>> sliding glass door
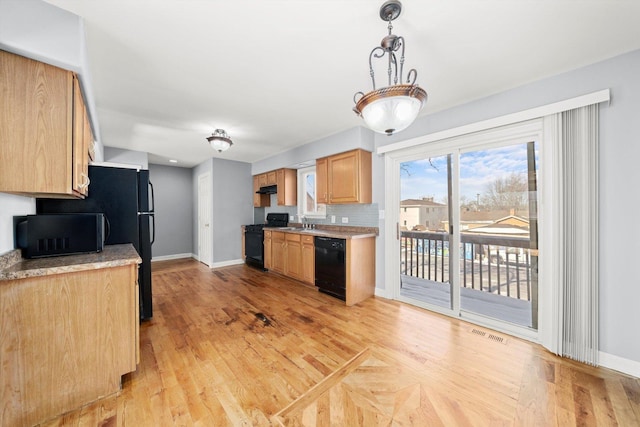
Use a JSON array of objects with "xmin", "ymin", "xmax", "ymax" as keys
[
  {"xmin": 457, "ymin": 142, "xmax": 538, "ymax": 328},
  {"xmin": 395, "ymin": 123, "xmax": 540, "ymax": 331},
  {"xmin": 399, "ymin": 154, "xmax": 452, "ymax": 309}
]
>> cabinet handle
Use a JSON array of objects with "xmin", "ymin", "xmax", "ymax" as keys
[{"xmin": 79, "ymin": 173, "xmax": 90, "ymax": 189}]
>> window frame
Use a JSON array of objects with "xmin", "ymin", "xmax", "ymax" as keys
[{"xmin": 297, "ymin": 166, "xmax": 326, "ymax": 219}]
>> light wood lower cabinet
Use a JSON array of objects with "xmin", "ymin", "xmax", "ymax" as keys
[
  {"xmin": 301, "ymin": 235, "xmax": 315, "ymax": 285},
  {"xmin": 285, "ymin": 233, "xmax": 302, "ymax": 280},
  {"xmin": 0, "ymin": 264, "xmax": 139, "ymax": 427},
  {"xmin": 271, "ymin": 231, "xmax": 286, "ymax": 274},
  {"xmin": 345, "ymin": 237, "xmax": 376, "ymax": 306},
  {"xmin": 263, "ymin": 230, "xmax": 272, "ymax": 269}
]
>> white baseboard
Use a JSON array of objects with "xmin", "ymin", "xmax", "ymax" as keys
[
  {"xmin": 374, "ymin": 287, "xmax": 391, "ymax": 299},
  {"xmin": 599, "ymin": 351, "xmax": 640, "ymax": 378},
  {"xmin": 152, "ymin": 253, "xmax": 195, "ymax": 262},
  {"xmin": 211, "ymin": 259, "xmax": 245, "ymax": 269}
]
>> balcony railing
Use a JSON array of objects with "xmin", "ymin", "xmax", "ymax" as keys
[{"xmin": 400, "ymin": 230, "xmax": 534, "ymax": 301}]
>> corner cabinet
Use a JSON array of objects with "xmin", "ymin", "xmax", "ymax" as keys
[
  {"xmin": 0, "ymin": 50, "xmax": 93, "ymax": 198},
  {"xmin": 316, "ymin": 149, "xmax": 372, "ymax": 204}
]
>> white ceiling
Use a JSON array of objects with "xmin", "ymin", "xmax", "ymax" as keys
[{"xmin": 45, "ymin": 0, "xmax": 640, "ymax": 168}]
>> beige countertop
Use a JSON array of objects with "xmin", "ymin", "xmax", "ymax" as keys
[
  {"xmin": 0, "ymin": 244, "xmax": 141, "ymax": 281},
  {"xmin": 263, "ymin": 226, "xmax": 377, "ymax": 240}
]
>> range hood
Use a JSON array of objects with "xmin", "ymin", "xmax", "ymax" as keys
[{"xmin": 256, "ymin": 184, "xmax": 277, "ymax": 194}]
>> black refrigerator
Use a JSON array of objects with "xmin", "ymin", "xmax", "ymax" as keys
[{"xmin": 36, "ymin": 164, "xmax": 155, "ymax": 320}]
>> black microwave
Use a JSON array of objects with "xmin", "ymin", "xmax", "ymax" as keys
[{"xmin": 14, "ymin": 213, "xmax": 106, "ymax": 258}]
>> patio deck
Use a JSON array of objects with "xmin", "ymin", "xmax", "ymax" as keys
[{"xmin": 400, "ymin": 274, "xmax": 533, "ymax": 327}]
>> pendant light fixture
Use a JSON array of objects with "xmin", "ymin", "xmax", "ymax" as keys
[
  {"xmin": 353, "ymin": 1, "xmax": 427, "ymax": 135},
  {"xmin": 206, "ymin": 129, "xmax": 233, "ymax": 152}
]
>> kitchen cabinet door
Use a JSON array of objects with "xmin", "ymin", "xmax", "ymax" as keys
[
  {"xmin": 327, "ymin": 149, "xmax": 372, "ymax": 204},
  {"xmin": 316, "ymin": 157, "xmax": 328, "ymax": 204},
  {"xmin": 266, "ymin": 171, "xmax": 277, "ymax": 185},
  {"xmin": 301, "ymin": 235, "xmax": 315, "ymax": 285},
  {"xmin": 276, "ymin": 168, "xmax": 297, "ymax": 206},
  {"xmin": 72, "ymin": 75, "xmax": 90, "ymax": 196},
  {"xmin": 0, "ymin": 263, "xmax": 138, "ymax": 427},
  {"xmin": 271, "ymin": 232, "xmax": 285, "ymax": 274},
  {"xmin": 263, "ymin": 230, "xmax": 272, "ymax": 270},
  {"xmin": 0, "ymin": 50, "xmax": 90, "ymax": 198},
  {"xmin": 253, "ymin": 175, "xmax": 270, "ymax": 207},
  {"xmin": 285, "ymin": 233, "xmax": 302, "ymax": 280}
]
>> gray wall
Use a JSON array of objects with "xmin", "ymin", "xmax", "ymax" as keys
[
  {"xmin": 149, "ymin": 164, "xmax": 193, "ymax": 258},
  {"xmin": 0, "ymin": 0, "xmax": 103, "ymax": 157},
  {"xmin": 0, "ymin": 194, "xmax": 34, "ymax": 254},
  {"xmin": 192, "ymin": 158, "xmax": 253, "ymax": 265},
  {"xmin": 0, "ymin": 0, "xmax": 103, "ymax": 255},
  {"xmin": 252, "ymin": 127, "xmax": 375, "ymax": 174},
  {"xmin": 104, "ymin": 147, "xmax": 149, "ymax": 169}
]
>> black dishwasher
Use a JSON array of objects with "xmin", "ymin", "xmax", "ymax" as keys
[{"xmin": 315, "ymin": 237, "xmax": 346, "ymax": 301}]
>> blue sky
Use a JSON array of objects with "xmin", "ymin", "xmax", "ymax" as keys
[{"xmin": 400, "ymin": 143, "xmax": 538, "ymax": 203}]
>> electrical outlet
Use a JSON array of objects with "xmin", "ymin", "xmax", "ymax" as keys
[
  {"xmin": 331, "ymin": 215, "xmax": 336, "ymax": 223},
  {"xmin": 342, "ymin": 217, "xmax": 349, "ymax": 224},
  {"xmin": 290, "ymin": 215, "xmax": 294, "ymax": 221},
  {"xmin": 379, "ymin": 209, "xmax": 385, "ymax": 219}
]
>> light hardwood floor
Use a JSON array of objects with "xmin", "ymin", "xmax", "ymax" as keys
[{"xmin": 42, "ymin": 258, "xmax": 639, "ymax": 426}]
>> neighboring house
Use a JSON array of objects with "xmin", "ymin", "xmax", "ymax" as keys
[
  {"xmin": 400, "ymin": 197, "xmax": 448, "ymax": 231},
  {"xmin": 465, "ymin": 214, "xmax": 530, "ymax": 236}
]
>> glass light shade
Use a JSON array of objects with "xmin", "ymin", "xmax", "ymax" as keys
[
  {"xmin": 361, "ymin": 95, "xmax": 422, "ymax": 135},
  {"xmin": 354, "ymin": 84, "xmax": 427, "ymax": 135},
  {"xmin": 209, "ymin": 138, "xmax": 231, "ymax": 152},
  {"xmin": 206, "ymin": 129, "xmax": 233, "ymax": 152}
]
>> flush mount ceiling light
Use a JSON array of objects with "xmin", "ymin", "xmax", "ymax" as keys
[
  {"xmin": 206, "ymin": 129, "xmax": 233, "ymax": 152},
  {"xmin": 353, "ymin": 0, "xmax": 427, "ymax": 136}
]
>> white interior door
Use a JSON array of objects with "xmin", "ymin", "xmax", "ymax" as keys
[{"xmin": 198, "ymin": 172, "xmax": 212, "ymax": 266}]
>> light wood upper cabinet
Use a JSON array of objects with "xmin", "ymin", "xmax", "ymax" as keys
[
  {"xmin": 258, "ymin": 173, "xmax": 268, "ymax": 187},
  {"xmin": 316, "ymin": 157, "xmax": 328, "ymax": 204},
  {"xmin": 72, "ymin": 76, "xmax": 91, "ymax": 197},
  {"xmin": 317, "ymin": 149, "xmax": 372, "ymax": 204},
  {"xmin": 0, "ymin": 50, "xmax": 92, "ymax": 198},
  {"xmin": 253, "ymin": 175, "xmax": 270, "ymax": 207},
  {"xmin": 266, "ymin": 171, "xmax": 277, "ymax": 185},
  {"xmin": 252, "ymin": 168, "xmax": 297, "ymax": 207},
  {"xmin": 276, "ymin": 168, "xmax": 297, "ymax": 206}
]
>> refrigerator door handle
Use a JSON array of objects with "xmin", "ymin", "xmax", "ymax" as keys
[
  {"xmin": 149, "ymin": 181, "xmax": 155, "ymax": 213},
  {"xmin": 150, "ymin": 214, "xmax": 156, "ymax": 245}
]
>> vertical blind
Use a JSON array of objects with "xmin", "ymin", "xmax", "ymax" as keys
[{"xmin": 554, "ymin": 104, "xmax": 599, "ymax": 364}]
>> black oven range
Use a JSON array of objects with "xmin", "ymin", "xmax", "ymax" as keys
[{"xmin": 244, "ymin": 213, "xmax": 289, "ymax": 270}]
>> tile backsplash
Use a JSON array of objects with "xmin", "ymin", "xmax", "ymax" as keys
[{"xmin": 255, "ymin": 194, "xmax": 379, "ymax": 228}]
